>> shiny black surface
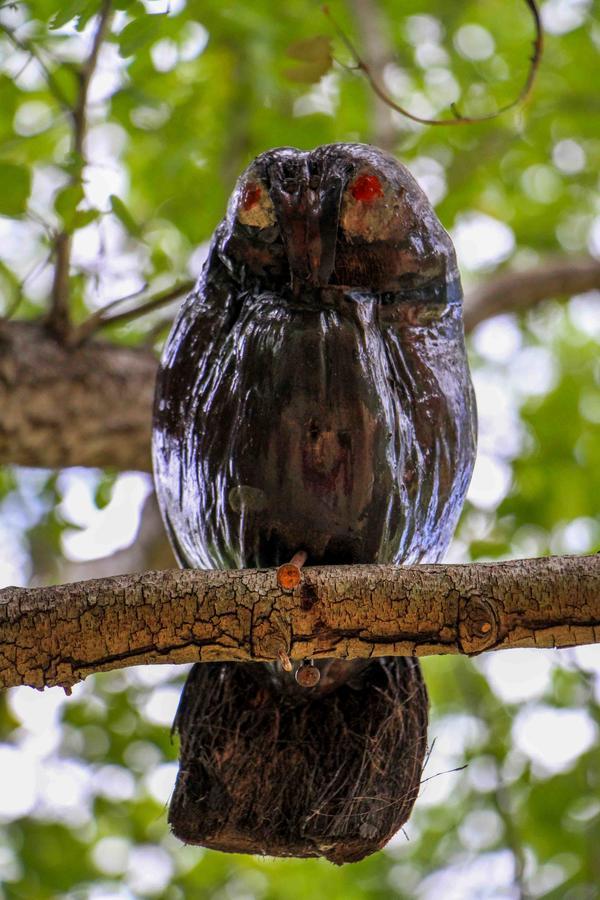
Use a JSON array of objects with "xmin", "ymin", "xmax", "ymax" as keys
[{"xmin": 153, "ymin": 143, "xmax": 477, "ymax": 570}]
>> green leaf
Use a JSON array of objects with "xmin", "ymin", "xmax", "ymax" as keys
[
  {"xmin": 50, "ymin": 0, "xmax": 94, "ymax": 30},
  {"xmin": 285, "ymin": 35, "xmax": 332, "ymax": 83},
  {"xmin": 50, "ymin": 65, "xmax": 80, "ymax": 106},
  {"xmin": 94, "ymin": 471, "xmax": 118, "ymax": 509},
  {"xmin": 0, "ymin": 259, "xmax": 21, "ymax": 317},
  {"xmin": 110, "ymin": 193, "xmax": 142, "ymax": 236},
  {"xmin": 54, "ymin": 182, "xmax": 85, "ymax": 231},
  {"xmin": 60, "ymin": 152, "xmax": 85, "ymax": 180},
  {"xmin": 0, "ymin": 162, "xmax": 31, "ymax": 216},
  {"xmin": 72, "ymin": 208, "xmax": 101, "ymax": 230},
  {"xmin": 76, "ymin": 2, "xmax": 103, "ymax": 32},
  {"xmin": 118, "ymin": 14, "xmax": 164, "ymax": 57}
]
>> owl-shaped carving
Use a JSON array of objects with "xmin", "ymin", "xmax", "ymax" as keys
[
  {"xmin": 152, "ymin": 143, "xmax": 477, "ymax": 862},
  {"xmin": 153, "ymin": 143, "xmax": 476, "ymax": 571}
]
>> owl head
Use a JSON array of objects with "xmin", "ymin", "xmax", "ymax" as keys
[{"xmin": 218, "ymin": 143, "xmax": 457, "ymax": 295}]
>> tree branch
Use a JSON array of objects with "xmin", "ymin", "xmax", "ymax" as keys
[
  {"xmin": 70, "ymin": 279, "xmax": 195, "ymax": 345},
  {"xmin": 325, "ymin": 0, "xmax": 543, "ymax": 126},
  {"xmin": 0, "ymin": 22, "xmax": 73, "ymax": 110},
  {"xmin": 0, "ymin": 320, "xmax": 155, "ymax": 471},
  {"xmin": 0, "ymin": 555, "xmax": 597, "ymax": 691},
  {"xmin": 464, "ymin": 256, "xmax": 600, "ymax": 331}
]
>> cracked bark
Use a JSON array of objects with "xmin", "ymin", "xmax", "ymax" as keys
[{"xmin": 0, "ymin": 554, "xmax": 597, "ymax": 691}]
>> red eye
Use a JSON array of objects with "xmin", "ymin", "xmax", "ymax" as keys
[
  {"xmin": 242, "ymin": 182, "xmax": 262, "ymax": 210},
  {"xmin": 350, "ymin": 174, "xmax": 384, "ymax": 202}
]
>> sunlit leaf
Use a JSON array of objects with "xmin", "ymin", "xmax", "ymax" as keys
[
  {"xmin": 118, "ymin": 14, "xmax": 164, "ymax": 57},
  {"xmin": 54, "ymin": 182, "xmax": 85, "ymax": 231},
  {"xmin": 50, "ymin": 0, "xmax": 95, "ymax": 30},
  {"xmin": 0, "ymin": 162, "xmax": 31, "ymax": 216},
  {"xmin": 110, "ymin": 193, "xmax": 142, "ymax": 236}
]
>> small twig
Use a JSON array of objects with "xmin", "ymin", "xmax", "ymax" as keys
[
  {"xmin": 141, "ymin": 317, "xmax": 176, "ymax": 348},
  {"xmin": 49, "ymin": 231, "xmax": 72, "ymax": 337},
  {"xmin": 70, "ymin": 279, "xmax": 194, "ymax": 345},
  {"xmin": 323, "ymin": 0, "xmax": 543, "ymax": 126},
  {"xmin": 0, "ymin": 250, "xmax": 52, "ymax": 322},
  {"xmin": 277, "ymin": 550, "xmax": 308, "ymax": 592},
  {"xmin": 419, "ymin": 764, "xmax": 468, "ymax": 787},
  {"xmin": 82, "ymin": 280, "xmax": 150, "ymax": 318},
  {"xmin": 277, "ymin": 649, "xmax": 293, "ymax": 672},
  {"xmin": 47, "ymin": 0, "xmax": 114, "ymax": 340},
  {"xmin": 422, "ymin": 737, "xmax": 437, "ymax": 771},
  {"xmin": 72, "ymin": 0, "xmax": 113, "ymax": 158},
  {"xmin": 0, "ymin": 22, "xmax": 73, "ymax": 109}
]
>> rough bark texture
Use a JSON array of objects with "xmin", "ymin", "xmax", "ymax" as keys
[
  {"xmin": 0, "ymin": 554, "xmax": 597, "ymax": 691},
  {"xmin": 0, "ymin": 320, "xmax": 156, "ymax": 471}
]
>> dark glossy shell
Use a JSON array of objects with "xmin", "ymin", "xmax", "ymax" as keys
[{"xmin": 153, "ymin": 144, "xmax": 476, "ymax": 570}]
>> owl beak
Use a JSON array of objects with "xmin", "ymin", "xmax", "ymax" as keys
[
  {"xmin": 268, "ymin": 159, "xmax": 343, "ymax": 291},
  {"xmin": 307, "ymin": 176, "xmax": 343, "ymax": 287}
]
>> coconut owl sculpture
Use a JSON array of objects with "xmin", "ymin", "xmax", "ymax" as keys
[{"xmin": 152, "ymin": 143, "xmax": 477, "ymax": 864}]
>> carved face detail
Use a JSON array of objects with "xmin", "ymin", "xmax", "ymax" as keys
[
  {"xmin": 153, "ymin": 143, "xmax": 477, "ymax": 570},
  {"xmin": 222, "ymin": 144, "xmax": 457, "ymax": 294}
]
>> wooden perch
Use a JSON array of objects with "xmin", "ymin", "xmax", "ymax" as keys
[{"xmin": 0, "ymin": 554, "xmax": 598, "ymax": 691}]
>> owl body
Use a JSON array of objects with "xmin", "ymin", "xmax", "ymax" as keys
[{"xmin": 153, "ymin": 144, "xmax": 476, "ymax": 572}]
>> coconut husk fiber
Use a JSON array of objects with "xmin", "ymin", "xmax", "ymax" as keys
[{"xmin": 169, "ymin": 657, "xmax": 429, "ymax": 864}]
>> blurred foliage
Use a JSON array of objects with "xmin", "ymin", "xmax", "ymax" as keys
[{"xmin": 0, "ymin": 0, "xmax": 599, "ymax": 897}]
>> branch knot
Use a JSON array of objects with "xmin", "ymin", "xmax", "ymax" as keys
[{"xmin": 458, "ymin": 595, "xmax": 499, "ymax": 655}]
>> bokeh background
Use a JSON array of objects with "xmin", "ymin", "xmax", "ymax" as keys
[{"xmin": 0, "ymin": 0, "xmax": 599, "ymax": 897}]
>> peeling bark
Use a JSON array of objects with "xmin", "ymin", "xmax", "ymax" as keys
[{"xmin": 0, "ymin": 554, "xmax": 597, "ymax": 691}]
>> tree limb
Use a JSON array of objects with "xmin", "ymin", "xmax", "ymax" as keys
[
  {"xmin": 325, "ymin": 0, "xmax": 543, "ymax": 126},
  {"xmin": 463, "ymin": 256, "xmax": 600, "ymax": 331},
  {"xmin": 0, "ymin": 554, "xmax": 597, "ymax": 691},
  {"xmin": 0, "ymin": 320, "xmax": 155, "ymax": 471}
]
